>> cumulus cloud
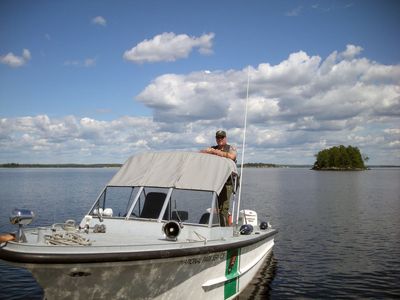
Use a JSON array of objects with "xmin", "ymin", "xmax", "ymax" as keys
[
  {"xmin": 0, "ymin": 49, "xmax": 31, "ymax": 68},
  {"xmin": 1, "ymin": 45, "xmax": 399, "ymax": 164},
  {"xmin": 0, "ymin": 115, "xmax": 157, "ymax": 163},
  {"xmin": 340, "ymin": 44, "xmax": 363, "ymax": 60},
  {"xmin": 135, "ymin": 44, "xmax": 399, "ymax": 164},
  {"xmin": 123, "ymin": 32, "xmax": 215, "ymax": 63},
  {"xmin": 92, "ymin": 16, "xmax": 107, "ymax": 26}
]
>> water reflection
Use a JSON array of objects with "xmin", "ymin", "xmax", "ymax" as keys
[
  {"xmin": 0, "ymin": 260, "xmax": 43, "ymax": 300},
  {"xmin": 237, "ymin": 252, "xmax": 277, "ymax": 300}
]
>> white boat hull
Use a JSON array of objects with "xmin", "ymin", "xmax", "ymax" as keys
[{"xmin": 15, "ymin": 237, "xmax": 274, "ymax": 300}]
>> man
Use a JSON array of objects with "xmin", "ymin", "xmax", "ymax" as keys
[
  {"xmin": 201, "ymin": 130, "xmax": 237, "ymax": 226},
  {"xmin": 201, "ymin": 130, "xmax": 237, "ymax": 161}
]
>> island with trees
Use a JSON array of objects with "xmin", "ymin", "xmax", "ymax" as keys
[{"xmin": 312, "ymin": 145, "xmax": 368, "ymax": 171}]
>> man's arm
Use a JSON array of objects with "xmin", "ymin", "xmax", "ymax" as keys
[{"xmin": 200, "ymin": 147, "xmax": 237, "ymax": 161}]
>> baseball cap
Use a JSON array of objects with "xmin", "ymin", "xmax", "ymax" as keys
[{"xmin": 215, "ymin": 130, "xmax": 226, "ymax": 138}]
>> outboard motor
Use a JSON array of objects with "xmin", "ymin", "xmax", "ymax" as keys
[
  {"xmin": 239, "ymin": 210, "xmax": 258, "ymax": 226},
  {"xmin": 163, "ymin": 221, "xmax": 181, "ymax": 241},
  {"xmin": 9, "ymin": 209, "xmax": 35, "ymax": 242}
]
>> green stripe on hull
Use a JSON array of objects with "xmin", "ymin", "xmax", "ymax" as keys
[{"xmin": 224, "ymin": 248, "xmax": 241, "ymax": 299}]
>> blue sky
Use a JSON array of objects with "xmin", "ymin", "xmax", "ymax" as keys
[{"xmin": 1, "ymin": 0, "xmax": 399, "ymax": 164}]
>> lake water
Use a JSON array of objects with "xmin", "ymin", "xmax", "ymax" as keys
[{"xmin": 0, "ymin": 167, "xmax": 399, "ymax": 299}]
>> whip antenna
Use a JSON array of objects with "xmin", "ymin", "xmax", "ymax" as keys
[{"xmin": 236, "ymin": 66, "xmax": 250, "ymax": 224}]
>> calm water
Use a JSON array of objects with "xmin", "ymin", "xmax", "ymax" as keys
[{"xmin": 0, "ymin": 167, "xmax": 399, "ymax": 299}]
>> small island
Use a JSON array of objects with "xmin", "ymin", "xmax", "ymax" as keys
[{"xmin": 312, "ymin": 145, "xmax": 367, "ymax": 171}]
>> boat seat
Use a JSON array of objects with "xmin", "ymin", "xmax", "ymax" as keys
[
  {"xmin": 199, "ymin": 212, "xmax": 224, "ymax": 226},
  {"xmin": 140, "ymin": 192, "xmax": 168, "ymax": 219},
  {"xmin": 199, "ymin": 213, "xmax": 210, "ymax": 224}
]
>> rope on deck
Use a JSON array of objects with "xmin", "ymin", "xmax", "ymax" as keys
[{"xmin": 46, "ymin": 232, "xmax": 92, "ymax": 246}]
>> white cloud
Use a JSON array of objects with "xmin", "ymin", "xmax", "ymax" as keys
[
  {"xmin": 84, "ymin": 58, "xmax": 96, "ymax": 67},
  {"xmin": 92, "ymin": 16, "xmax": 107, "ymax": 26},
  {"xmin": 285, "ymin": 6, "xmax": 302, "ymax": 16},
  {"xmin": 1, "ymin": 45, "xmax": 399, "ymax": 165},
  {"xmin": 0, "ymin": 49, "xmax": 31, "ymax": 68},
  {"xmin": 64, "ymin": 57, "xmax": 97, "ymax": 67},
  {"xmin": 340, "ymin": 44, "xmax": 363, "ymax": 60},
  {"xmin": 134, "ymin": 44, "xmax": 399, "ymax": 164},
  {"xmin": 123, "ymin": 32, "xmax": 215, "ymax": 63},
  {"xmin": 0, "ymin": 115, "xmax": 156, "ymax": 163}
]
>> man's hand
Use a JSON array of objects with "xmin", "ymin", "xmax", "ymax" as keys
[{"xmin": 200, "ymin": 147, "xmax": 216, "ymax": 154}]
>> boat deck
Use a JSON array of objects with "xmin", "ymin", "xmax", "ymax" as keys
[{"xmin": 2, "ymin": 217, "xmax": 277, "ymax": 263}]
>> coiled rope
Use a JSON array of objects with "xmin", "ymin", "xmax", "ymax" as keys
[{"xmin": 46, "ymin": 232, "xmax": 91, "ymax": 246}]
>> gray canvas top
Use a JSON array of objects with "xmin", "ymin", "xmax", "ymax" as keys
[{"xmin": 107, "ymin": 152, "xmax": 238, "ymax": 194}]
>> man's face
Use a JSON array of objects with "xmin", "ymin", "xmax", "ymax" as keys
[{"xmin": 216, "ymin": 136, "xmax": 226, "ymax": 146}]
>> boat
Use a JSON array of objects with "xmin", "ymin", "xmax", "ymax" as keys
[{"xmin": 0, "ymin": 151, "xmax": 277, "ymax": 299}]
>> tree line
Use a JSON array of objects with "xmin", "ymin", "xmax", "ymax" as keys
[{"xmin": 241, "ymin": 163, "xmax": 278, "ymax": 168}]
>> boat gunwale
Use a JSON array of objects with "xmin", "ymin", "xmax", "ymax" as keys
[{"xmin": 0, "ymin": 229, "xmax": 277, "ymax": 264}]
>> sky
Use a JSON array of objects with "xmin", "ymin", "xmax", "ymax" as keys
[{"xmin": 0, "ymin": 0, "xmax": 399, "ymax": 165}]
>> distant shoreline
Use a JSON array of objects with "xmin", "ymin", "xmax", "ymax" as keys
[
  {"xmin": 1, "ymin": 163, "xmax": 398, "ymax": 169},
  {"xmin": 0, "ymin": 163, "xmax": 122, "ymax": 168},
  {"xmin": 240, "ymin": 163, "xmax": 312, "ymax": 168}
]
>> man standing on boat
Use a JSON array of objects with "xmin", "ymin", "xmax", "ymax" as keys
[
  {"xmin": 201, "ymin": 130, "xmax": 237, "ymax": 161},
  {"xmin": 201, "ymin": 130, "xmax": 237, "ymax": 226}
]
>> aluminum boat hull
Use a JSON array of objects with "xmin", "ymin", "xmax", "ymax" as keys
[{"xmin": 3, "ymin": 230, "xmax": 276, "ymax": 300}]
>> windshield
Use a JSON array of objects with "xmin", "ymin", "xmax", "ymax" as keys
[{"xmin": 90, "ymin": 186, "xmax": 221, "ymax": 226}]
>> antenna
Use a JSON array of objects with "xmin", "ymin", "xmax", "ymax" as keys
[{"xmin": 236, "ymin": 66, "xmax": 250, "ymax": 224}]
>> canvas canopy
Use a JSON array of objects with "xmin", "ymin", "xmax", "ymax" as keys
[{"xmin": 107, "ymin": 152, "xmax": 238, "ymax": 194}]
